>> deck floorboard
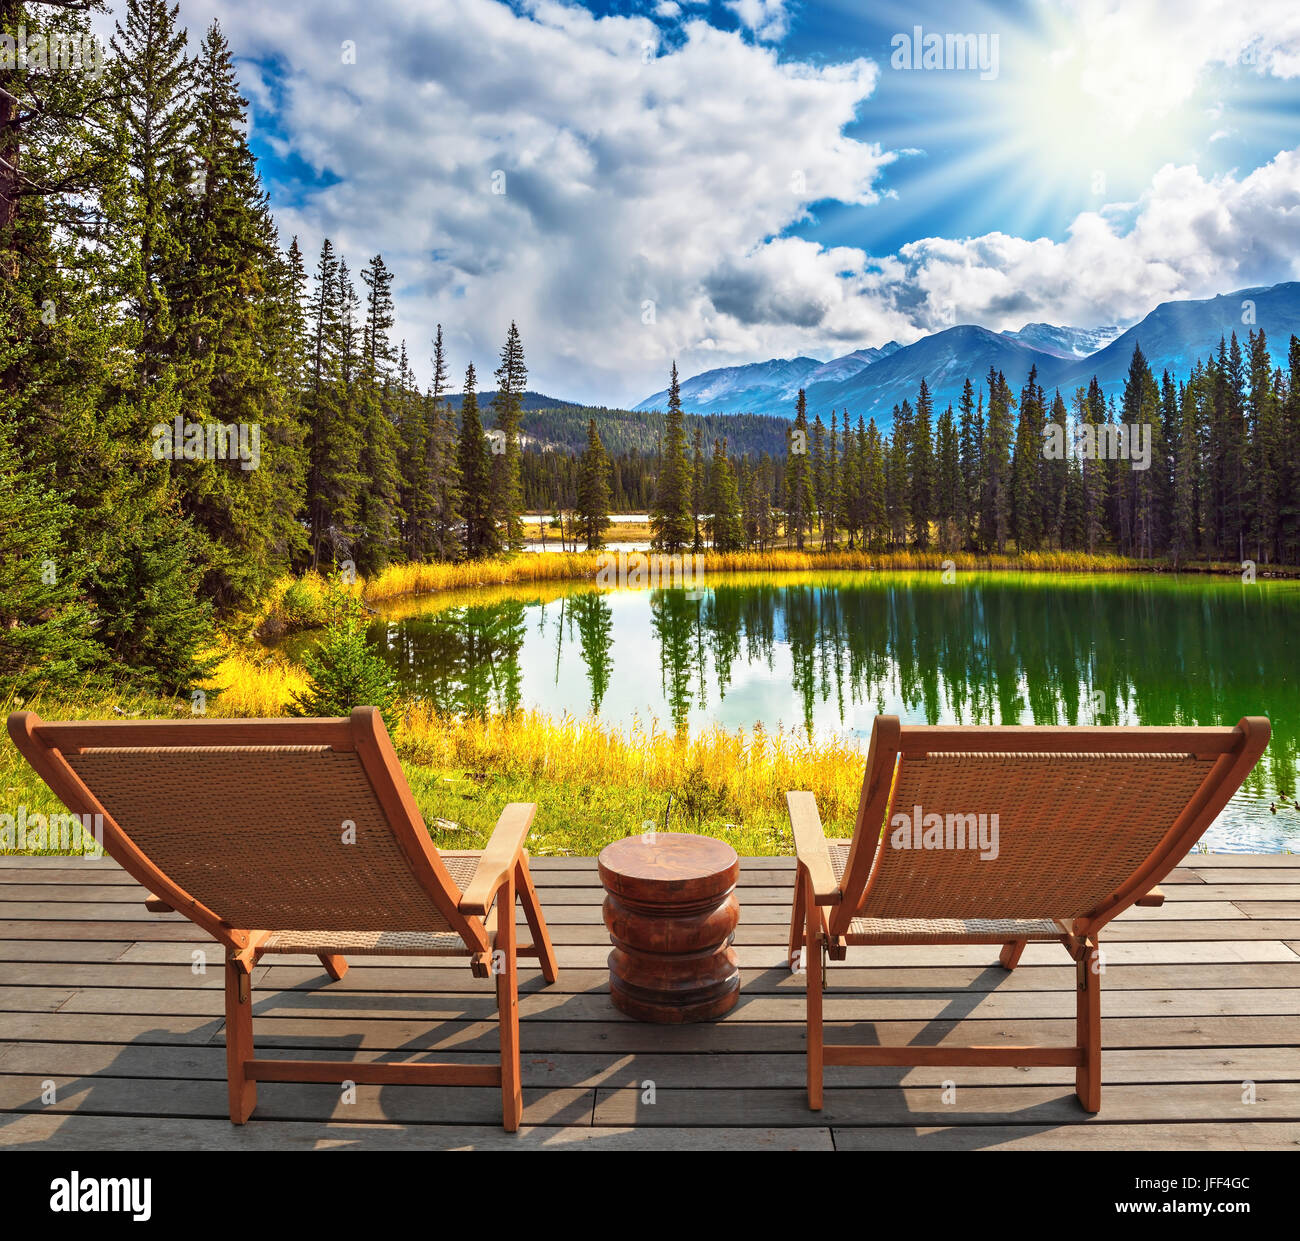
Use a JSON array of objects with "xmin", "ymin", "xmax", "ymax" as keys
[{"xmin": 0, "ymin": 855, "xmax": 1296, "ymax": 1150}]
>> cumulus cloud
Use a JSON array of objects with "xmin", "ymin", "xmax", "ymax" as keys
[
  {"xmin": 724, "ymin": 0, "xmax": 791, "ymax": 43},
  {"xmin": 150, "ymin": 0, "xmax": 1300, "ymax": 405},
  {"xmin": 889, "ymin": 151, "xmax": 1300, "ymax": 334}
]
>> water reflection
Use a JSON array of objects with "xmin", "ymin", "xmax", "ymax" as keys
[{"xmin": 370, "ymin": 572, "xmax": 1300, "ymax": 850}]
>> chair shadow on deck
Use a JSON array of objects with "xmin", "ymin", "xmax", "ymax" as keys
[{"xmin": 0, "ymin": 961, "xmax": 605, "ymax": 1149}]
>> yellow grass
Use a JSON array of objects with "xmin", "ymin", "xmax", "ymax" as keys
[
  {"xmin": 356, "ymin": 547, "xmax": 1142, "ymax": 604},
  {"xmin": 203, "ymin": 641, "xmax": 310, "ymax": 716}
]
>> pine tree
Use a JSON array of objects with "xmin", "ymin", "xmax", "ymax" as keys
[
  {"xmin": 1079, "ymin": 378, "xmax": 1109, "ymax": 554},
  {"xmin": 811, "ymin": 414, "xmax": 827, "ymax": 547},
  {"xmin": 825, "ymin": 410, "xmax": 840, "ymax": 549},
  {"xmin": 0, "ymin": 419, "xmax": 102, "ymax": 693},
  {"xmin": 161, "ymin": 20, "xmax": 305, "ymax": 608},
  {"xmin": 491, "ymin": 321, "xmax": 527, "ymax": 550},
  {"xmin": 457, "ymin": 362, "xmax": 497, "ymax": 559},
  {"xmin": 353, "ymin": 255, "xmax": 402, "ymax": 574},
  {"xmin": 957, "ymin": 377, "xmax": 980, "ymax": 548},
  {"xmin": 785, "ymin": 390, "xmax": 814, "ymax": 549},
  {"xmin": 575, "ymin": 419, "xmax": 613, "ymax": 550},
  {"xmin": 1011, "ymin": 366, "xmax": 1045, "ymax": 551},
  {"xmin": 934, "ymin": 404, "xmax": 961, "ymax": 551},
  {"xmin": 981, "ymin": 369, "xmax": 1014, "ymax": 552},
  {"xmin": 862, "ymin": 418, "xmax": 887, "ymax": 550},
  {"xmin": 690, "ymin": 425, "xmax": 707, "ymax": 552},
  {"xmin": 1247, "ymin": 330, "xmax": 1280, "ymax": 563},
  {"xmin": 707, "ymin": 439, "xmax": 745, "ymax": 552},
  {"xmin": 427, "ymin": 326, "xmax": 463, "ymax": 561},
  {"xmin": 110, "ymin": 0, "xmax": 193, "ymax": 399},
  {"xmin": 650, "ymin": 363, "xmax": 694, "ymax": 552},
  {"xmin": 1171, "ymin": 379, "xmax": 1200, "ymax": 567},
  {"xmin": 885, "ymin": 401, "xmax": 911, "ymax": 548},
  {"xmin": 303, "ymin": 239, "xmax": 361, "ymax": 567},
  {"xmin": 910, "ymin": 380, "xmax": 934, "ymax": 547}
]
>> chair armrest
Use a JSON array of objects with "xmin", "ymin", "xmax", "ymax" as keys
[
  {"xmin": 459, "ymin": 803, "xmax": 537, "ymax": 915},
  {"xmin": 144, "ymin": 893, "xmax": 174, "ymax": 913},
  {"xmin": 787, "ymin": 791, "xmax": 840, "ymax": 905},
  {"xmin": 1135, "ymin": 885, "xmax": 1165, "ymax": 907}
]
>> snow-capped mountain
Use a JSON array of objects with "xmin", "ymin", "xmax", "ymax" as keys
[
  {"xmin": 1000, "ymin": 323, "xmax": 1120, "ymax": 359},
  {"xmin": 632, "ymin": 282, "xmax": 1300, "ymax": 429}
]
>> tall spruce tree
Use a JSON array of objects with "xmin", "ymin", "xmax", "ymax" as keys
[
  {"xmin": 491, "ymin": 321, "xmax": 527, "ymax": 549},
  {"xmin": 650, "ymin": 363, "xmax": 694, "ymax": 552},
  {"xmin": 457, "ymin": 363, "xmax": 497, "ymax": 559},
  {"xmin": 785, "ymin": 390, "xmax": 814, "ymax": 550},
  {"xmin": 707, "ymin": 439, "xmax": 745, "ymax": 552},
  {"xmin": 575, "ymin": 418, "xmax": 612, "ymax": 550}
]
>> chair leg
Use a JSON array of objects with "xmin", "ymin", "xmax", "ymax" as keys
[
  {"xmin": 224, "ymin": 959, "xmax": 257, "ymax": 1124},
  {"xmin": 1075, "ymin": 938, "xmax": 1102, "ymax": 1113},
  {"xmin": 318, "ymin": 953, "xmax": 348, "ymax": 982},
  {"xmin": 516, "ymin": 854, "xmax": 558, "ymax": 985},
  {"xmin": 496, "ymin": 869, "xmax": 523, "ymax": 1132},
  {"xmin": 804, "ymin": 868, "xmax": 824, "ymax": 1111},
  {"xmin": 788, "ymin": 867, "xmax": 807, "ymax": 970},
  {"xmin": 999, "ymin": 939, "xmax": 1027, "ymax": 970}
]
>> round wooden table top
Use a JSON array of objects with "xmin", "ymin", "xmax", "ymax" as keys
[{"xmin": 598, "ymin": 833, "xmax": 739, "ymax": 901}]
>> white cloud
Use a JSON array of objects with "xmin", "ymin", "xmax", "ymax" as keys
[
  {"xmin": 888, "ymin": 151, "xmax": 1300, "ymax": 334},
  {"xmin": 155, "ymin": 0, "xmax": 1300, "ymax": 406},
  {"xmin": 167, "ymin": 0, "xmax": 885, "ymax": 403},
  {"xmin": 724, "ymin": 0, "xmax": 791, "ymax": 43}
]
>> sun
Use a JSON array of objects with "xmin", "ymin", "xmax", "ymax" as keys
[{"xmin": 992, "ymin": 9, "xmax": 1206, "ymax": 205}]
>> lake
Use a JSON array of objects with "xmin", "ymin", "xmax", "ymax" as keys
[{"xmin": 364, "ymin": 571, "xmax": 1300, "ymax": 852}]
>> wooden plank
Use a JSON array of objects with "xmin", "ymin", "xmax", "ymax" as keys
[
  {"xmin": 9, "ymin": 1010, "xmax": 1293, "ymax": 1054},
  {"xmin": 591, "ymin": 1082, "xmax": 1300, "ymax": 1126},
  {"xmin": 111, "ymin": 938, "xmax": 1300, "ymax": 967},
  {"xmin": 250, "ymin": 961, "xmax": 1300, "ymax": 996},
  {"xmin": 41, "ymin": 985, "xmax": 1300, "ymax": 1021},
  {"xmin": 0, "ymin": 941, "xmax": 131, "ymax": 963},
  {"xmin": 0, "ymin": 1072, "xmax": 595, "ymax": 1126},
  {"xmin": 1181, "ymin": 854, "xmax": 1300, "ymax": 868},
  {"xmin": 0, "ymin": 1113, "xmax": 834, "ymax": 1151},
  {"xmin": 831, "ymin": 1123, "xmax": 1300, "ymax": 1151},
  {"xmin": 5, "ymin": 1041, "xmax": 1294, "ymax": 1089}
]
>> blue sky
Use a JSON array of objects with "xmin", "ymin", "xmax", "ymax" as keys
[{"xmin": 119, "ymin": 0, "xmax": 1300, "ymax": 404}]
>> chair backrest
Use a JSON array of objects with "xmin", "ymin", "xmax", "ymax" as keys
[
  {"xmin": 831, "ymin": 715, "xmax": 1270, "ymax": 938},
  {"xmin": 6, "ymin": 707, "xmax": 488, "ymax": 954}
]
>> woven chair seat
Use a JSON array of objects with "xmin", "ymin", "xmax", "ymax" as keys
[
  {"xmin": 262, "ymin": 929, "xmax": 471, "ymax": 955},
  {"xmin": 827, "ymin": 843, "xmax": 1061, "ymax": 942},
  {"xmin": 258, "ymin": 853, "xmax": 484, "ymax": 955},
  {"xmin": 844, "ymin": 915, "xmax": 1061, "ymax": 942}
]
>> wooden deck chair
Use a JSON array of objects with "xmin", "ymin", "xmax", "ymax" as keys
[
  {"xmin": 786, "ymin": 714, "xmax": 1270, "ymax": 1112},
  {"xmin": 7, "ymin": 706, "xmax": 559, "ymax": 1132}
]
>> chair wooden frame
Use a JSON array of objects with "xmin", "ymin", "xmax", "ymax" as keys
[
  {"xmin": 786, "ymin": 714, "xmax": 1270, "ymax": 1112},
  {"xmin": 7, "ymin": 706, "xmax": 559, "ymax": 1132}
]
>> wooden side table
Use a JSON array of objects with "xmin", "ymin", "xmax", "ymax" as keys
[{"xmin": 597, "ymin": 832, "xmax": 741, "ymax": 1023}]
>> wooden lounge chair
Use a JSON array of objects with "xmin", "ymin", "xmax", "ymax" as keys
[
  {"xmin": 786, "ymin": 714, "xmax": 1270, "ymax": 1112},
  {"xmin": 7, "ymin": 706, "xmax": 558, "ymax": 1131}
]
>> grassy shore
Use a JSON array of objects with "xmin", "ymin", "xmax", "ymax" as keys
[
  {"xmin": 2, "ymin": 671, "xmax": 862, "ymax": 857},
  {"xmin": 9, "ymin": 545, "xmax": 1295, "ymax": 858}
]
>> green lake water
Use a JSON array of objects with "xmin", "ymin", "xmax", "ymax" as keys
[{"xmin": 361, "ymin": 571, "xmax": 1300, "ymax": 852}]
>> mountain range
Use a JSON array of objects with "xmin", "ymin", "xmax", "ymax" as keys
[{"xmin": 631, "ymin": 282, "xmax": 1300, "ymax": 426}]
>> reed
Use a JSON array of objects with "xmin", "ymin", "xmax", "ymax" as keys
[{"xmin": 2, "ymin": 656, "xmax": 864, "ymax": 856}]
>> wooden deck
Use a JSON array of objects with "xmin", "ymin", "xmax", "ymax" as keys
[{"xmin": 1, "ymin": 852, "xmax": 1298, "ymax": 1151}]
